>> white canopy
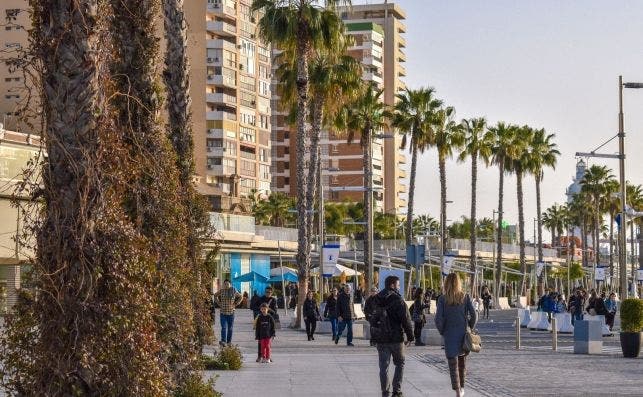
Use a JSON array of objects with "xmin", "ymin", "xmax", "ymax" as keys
[
  {"xmin": 270, "ymin": 266, "xmax": 298, "ymax": 278},
  {"xmin": 317, "ymin": 263, "xmax": 362, "ymax": 277}
]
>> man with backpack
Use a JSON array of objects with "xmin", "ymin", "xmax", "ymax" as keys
[{"xmin": 368, "ymin": 275, "xmax": 414, "ymax": 397}]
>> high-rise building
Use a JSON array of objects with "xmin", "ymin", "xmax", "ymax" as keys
[
  {"xmin": 270, "ymin": 2, "xmax": 407, "ymax": 214},
  {"xmin": 0, "ymin": 1, "xmax": 30, "ymax": 133},
  {"xmin": 0, "ymin": 0, "xmax": 272, "ymax": 213}
]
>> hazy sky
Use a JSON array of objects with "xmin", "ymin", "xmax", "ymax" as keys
[{"xmin": 356, "ymin": 0, "xmax": 643, "ymax": 232}]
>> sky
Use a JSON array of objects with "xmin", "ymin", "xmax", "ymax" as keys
[{"xmin": 355, "ymin": 0, "xmax": 643, "ymax": 234}]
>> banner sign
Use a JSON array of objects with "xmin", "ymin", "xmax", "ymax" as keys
[
  {"xmin": 442, "ymin": 256, "xmax": 455, "ymax": 275},
  {"xmin": 405, "ymin": 244, "xmax": 425, "ymax": 265},
  {"xmin": 594, "ymin": 267, "xmax": 606, "ymax": 281},
  {"xmin": 322, "ymin": 244, "xmax": 340, "ymax": 276},
  {"xmin": 536, "ymin": 262, "xmax": 545, "ymax": 277},
  {"xmin": 378, "ymin": 267, "xmax": 405, "ymax": 292}
]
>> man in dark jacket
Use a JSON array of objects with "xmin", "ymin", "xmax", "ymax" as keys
[
  {"xmin": 335, "ymin": 284, "xmax": 355, "ymax": 346},
  {"xmin": 324, "ymin": 287, "xmax": 339, "ymax": 339},
  {"xmin": 372, "ymin": 275, "xmax": 414, "ymax": 397}
]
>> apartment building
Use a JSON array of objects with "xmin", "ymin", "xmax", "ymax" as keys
[
  {"xmin": 271, "ymin": 2, "xmax": 407, "ymax": 214},
  {"xmin": 0, "ymin": 0, "xmax": 272, "ymax": 214},
  {"xmin": 0, "ymin": 1, "xmax": 30, "ymax": 133}
]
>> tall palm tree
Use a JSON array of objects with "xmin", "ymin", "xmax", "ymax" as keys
[
  {"xmin": 392, "ymin": 87, "xmax": 442, "ymax": 247},
  {"xmin": 343, "ymin": 82, "xmax": 390, "ymax": 288},
  {"xmin": 489, "ymin": 122, "xmax": 518, "ymax": 300},
  {"xmin": 626, "ymin": 182, "xmax": 643, "ymax": 278},
  {"xmin": 581, "ymin": 165, "xmax": 615, "ymax": 271},
  {"xmin": 506, "ymin": 126, "xmax": 533, "ymax": 294},
  {"xmin": 543, "ymin": 203, "xmax": 566, "ymax": 248},
  {"xmin": 527, "ymin": 128, "xmax": 560, "ymax": 263},
  {"xmin": 457, "ymin": 117, "xmax": 492, "ymax": 290},
  {"xmin": 253, "ymin": 0, "xmax": 348, "ymax": 326},
  {"xmin": 433, "ymin": 106, "xmax": 464, "ymax": 268},
  {"xmin": 413, "ymin": 214, "xmax": 440, "ymax": 237}
]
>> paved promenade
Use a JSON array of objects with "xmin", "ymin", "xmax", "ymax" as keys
[
  {"xmin": 204, "ymin": 309, "xmax": 480, "ymax": 397},
  {"xmin": 205, "ymin": 309, "xmax": 643, "ymax": 397}
]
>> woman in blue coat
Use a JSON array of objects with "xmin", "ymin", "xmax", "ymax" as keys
[{"xmin": 435, "ymin": 273, "xmax": 477, "ymax": 397}]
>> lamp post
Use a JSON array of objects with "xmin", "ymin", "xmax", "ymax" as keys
[{"xmin": 318, "ymin": 164, "xmax": 340, "ymax": 295}]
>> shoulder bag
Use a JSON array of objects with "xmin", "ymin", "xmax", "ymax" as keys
[{"xmin": 462, "ymin": 295, "xmax": 482, "ymax": 353}]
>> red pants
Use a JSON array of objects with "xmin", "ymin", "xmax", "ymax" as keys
[{"xmin": 259, "ymin": 337, "xmax": 272, "ymax": 359}]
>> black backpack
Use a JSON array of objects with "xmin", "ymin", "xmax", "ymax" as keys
[{"xmin": 369, "ymin": 295, "xmax": 394, "ymax": 342}]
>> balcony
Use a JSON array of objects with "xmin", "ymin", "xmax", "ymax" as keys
[
  {"xmin": 206, "ymin": 164, "xmax": 224, "ymax": 174},
  {"xmin": 206, "ymin": 146, "xmax": 226, "ymax": 157},
  {"xmin": 362, "ymin": 55, "xmax": 383, "ymax": 68},
  {"xmin": 398, "ymin": 65, "xmax": 406, "ymax": 77},
  {"xmin": 206, "ymin": 92, "xmax": 237, "ymax": 106},
  {"xmin": 207, "ymin": 128, "xmax": 224, "ymax": 138},
  {"xmin": 206, "ymin": 39, "xmax": 237, "ymax": 52},
  {"xmin": 398, "ymin": 50, "xmax": 406, "ymax": 63},
  {"xmin": 206, "ymin": 73, "xmax": 236, "ymax": 88},
  {"xmin": 206, "ymin": 2, "xmax": 236, "ymax": 19},
  {"xmin": 363, "ymin": 71, "xmax": 383, "ymax": 84},
  {"xmin": 206, "ymin": 110, "xmax": 237, "ymax": 121},
  {"xmin": 206, "ymin": 20, "xmax": 237, "ymax": 35},
  {"xmin": 398, "ymin": 37, "xmax": 406, "ymax": 48}
]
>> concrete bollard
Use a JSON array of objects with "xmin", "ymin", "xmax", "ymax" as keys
[
  {"xmin": 515, "ymin": 316, "xmax": 521, "ymax": 350},
  {"xmin": 552, "ymin": 317, "xmax": 558, "ymax": 351},
  {"xmin": 574, "ymin": 320, "xmax": 602, "ymax": 354}
]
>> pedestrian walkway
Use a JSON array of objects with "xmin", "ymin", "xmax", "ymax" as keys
[{"xmin": 205, "ymin": 309, "xmax": 482, "ymax": 397}]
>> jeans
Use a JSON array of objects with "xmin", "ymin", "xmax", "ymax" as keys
[
  {"xmin": 413, "ymin": 321, "xmax": 424, "ymax": 342},
  {"xmin": 337, "ymin": 319, "xmax": 353, "ymax": 344},
  {"xmin": 305, "ymin": 316, "xmax": 317, "ymax": 337},
  {"xmin": 377, "ymin": 342, "xmax": 405, "ymax": 395},
  {"xmin": 572, "ymin": 312, "xmax": 583, "ymax": 325},
  {"xmin": 328, "ymin": 317, "xmax": 338, "ymax": 338},
  {"xmin": 220, "ymin": 313, "xmax": 234, "ymax": 344}
]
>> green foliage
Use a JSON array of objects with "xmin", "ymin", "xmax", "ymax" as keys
[
  {"xmin": 174, "ymin": 374, "xmax": 221, "ymax": 397},
  {"xmin": 550, "ymin": 262, "xmax": 584, "ymax": 280},
  {"xmin": 620, "ymin": 299, "xmax": 643, "ymax": 333},
  {"xmin": 202, "ymin": 345, "xmax": 243, "ymax": 371}
]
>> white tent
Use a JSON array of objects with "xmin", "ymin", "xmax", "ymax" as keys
[
  {"xmin": 315, "ymin": 263, "xmax": 362, "ymax": 277},
  {"xmin": 270, "ymin": 266, "xmax": 298, "ymax": 278}
]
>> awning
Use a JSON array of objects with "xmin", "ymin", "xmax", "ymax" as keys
[
  {"xmin": 315, "ymin": 263, "xmax": 363, "ymax": 277},
  {"xmin": 270, "ymin": 266, "xmax": 298, "ymax": 278},
  {"xmin": 267, "ymin": 273, "xmax": 299, "ymax": 283},
  {"xmin": 232, "ymin": 271, "xmax": 268, "ymax": 283}
]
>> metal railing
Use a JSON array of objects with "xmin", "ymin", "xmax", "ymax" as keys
[{"xmin": 256, "ymin": 226, "xmax": 298, "ymax": 242}]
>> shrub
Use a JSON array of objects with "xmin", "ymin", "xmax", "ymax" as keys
[
  {"xmin": 174, "ymin": 374, "xmax": 222, "ymax": 397},
  {"xmin": 201, "ymin": 345, "xmax": 243, "ymax": 371},
  {"xmin": 620, "ymin": 299, "xmax": 643, "ymax": 333}
]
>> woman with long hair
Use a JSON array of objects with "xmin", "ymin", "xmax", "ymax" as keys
[
  {"xmin": 435, "ymin": 273, "xmax": 477, "ymax": 397},
  {"xmin": 411, "ymin": 288, "xmax": 430, "ymax": 346}
]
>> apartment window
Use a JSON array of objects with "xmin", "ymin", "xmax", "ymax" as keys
[
  {"xmin": 259, "ymin": 80, "xmax": 270, "ymax": 96},
  {"xmin": 240, "ymin": 178, "xmax": 256, "ymax": 195},
  {"xmin": 207, "ymin": 157, "xmax": 222, "ymax": 165},
  {"xmin": 240, "ymin": 111, "xmax": 256, "ymax": 127},
  {"xmin": 240, "ymin": 91, "xmax": 256, "ymax": 108},
  {"xmin": 240, "ymin": 39, "xmax": 255, "ymax": 57},
  {"xmin": 240, "ymin": 160, "xmax": 256, "ymax": 176},
  {"xmin": 259, "ymin": 114, "xmax": 269, "ymax": 130},
  {"xmin": 239, "ymin": 74, "xmax": 255, "ymax": 91},
  {"xmin": 258, "ymin": 46, "xmax": 270, "ymax": 63},
  {"xmin": 284, "ymin": 177, "xmax": 290, "ymax": 185},
  {"xmin": 239, "ymin": 3, "xmax": 251, "ymax": 21},
  {"xmin": 207, "ymin": 138, "xmax": 223, "ymax": 147},
  {"xmin": 240, "ymin": 126, "xmax": 256, "ymax": 142},
  {"xmin": 259, "ymin": 164, "xmax": 270, "ymax": 180},
  {"xmin": 225, "ymin": 140, "xmax": 237, "ymax": 155},
  {"xmin": 259, "ymin": 64, "xmax": 269, "ymax": 80},
  {"xmin": 240, "ymin": 146, "xmax": 256, "ymax": 160},
  {"xmin": 4, "ymin": 77, "xmax": 20, "ymax": 82},
  {"xmin": 4, "ymin": 94, "xmax": 19, "ymax": 99},
  {"xmin": 223, "ymin": 158, "xmax": 236, "ymax": 174},
  {"xmin": 259, "ymin": 148, "xmax": 268, "ymax": 162},
  {"xmin": 284, "ymin": 162, "xmax": 289, "ymax": 170}
]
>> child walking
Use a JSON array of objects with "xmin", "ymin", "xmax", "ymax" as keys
[{"xmin": 255, "ymin": 303, "xmax": 276, "ymax": 363}]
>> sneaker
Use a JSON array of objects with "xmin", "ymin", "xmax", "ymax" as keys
[
  {"xmin": 347, "ymin": 343, "xmax": 355, "ymax": 347},
  {"xmin": 461, "ymin": 388, "xmax": 465, "ymax": 397},
  {"xmin": 218, "ymin": 341, "xmax": 225, "ymax": 347},
  {"xmin": 311, "ymin": 335, "xmax": 315, "ymax": 340},
  {"xmin": 267, "ymin": 359, "xmax": 273, "ymax": 363},
  {"xmin": 334, "ymin": 336, "xmax": 339, "ymax": 345},
  {"xmin": 255, "ymin": 357, "xmax": 261, "ymax": 363},
  {"xmin": 260, "ymin": 358, "xmax": 266, "ymax": 363},
  {"xmin": 392, "ymin": 392, "xmax": 403, "ymax": 397}
]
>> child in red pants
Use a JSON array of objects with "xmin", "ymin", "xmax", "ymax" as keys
[{"xmin": 254, "ymin": 303, "xmax": 276, "ymax": 363}]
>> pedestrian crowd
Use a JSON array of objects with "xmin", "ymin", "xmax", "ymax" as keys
[{"xmin": 537, "ymin": 287, "xmax": 619, "ymax": 330}]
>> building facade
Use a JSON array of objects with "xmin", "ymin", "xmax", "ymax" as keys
[
  {"xmin": 270, "ymin": 2, "xmax": 408, "ymax": 214},
  {"xmin": 1, "ymin": 0, "xmax": 272, "ymax": 213}
]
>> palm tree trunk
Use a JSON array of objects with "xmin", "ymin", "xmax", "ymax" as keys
[
  {"xmin": 536, "ymin": 174, "xmax": 544, "ymax": 262},
  {"xmin": 295, "ymin": 36, "xmax": 311, "ymax": 327},
  {"xmin": 364, "ymin": 128, "xmax": 374, "ymax": 289},
  {"xmin": 306, "ymin": 99, "xmax": 323, "ymax": 250},
  {"xmin": 469, "ymin": 150, "xmax": 478, "ymax": 293},
  {"xmin": 582, "ymin": 219, "xmax": 588, "ymax": 268},
  {"xmin": 595, "ymin": 198, "xmax": 601, "ymax": 268},
  {"xmin": 609, "ymin": 212, "xmax": 614, "ymax": 278},
  {"xmin": 406, "ymin": 139, "xmax": 418, "ymax": 247},
  {"xmin": 439, "ymin": 154, "xmax": 447, "ymax": 278},
  {"xmin": 517, "ymin": 169, "xmax": 527, "ymax": 295},
  {"xmin": 495, "ymin": 163, "xmax": 505, "ymax": 302}
]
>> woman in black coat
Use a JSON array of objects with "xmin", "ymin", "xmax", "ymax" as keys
[
  {"xmin": 324, "ymin": 287, "xmax": 339, "ymax": 340},
  {"xmin": 303, "ymin": 290, "xmax": 321, "ymax": 341},
  {"xmin": 411, "ymin": 288, "xmax": 429, "ymax": 346}
]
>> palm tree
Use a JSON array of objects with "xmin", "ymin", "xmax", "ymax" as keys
[
  {"xmin": 527, "ymin": 128, "xmax": 560, "ymax": 265},
  {"xmin": 543, "ymin": 204, "xmax": 566, "ymax": 248},
  {"xmin": 343, "ymin": 82, "xmax": 390, "ymax": 288},
  {"xmin": 433, "ymin": 106, "xmax": 464, "ymax": 268},
  {"xmin": 581, "ymin": 165, "xmax": 615, "ymax": 271},
  {"xmin": 626, "ymin": 182, "xmax": 643, "ymax": 278},
  {"xmin": 506, "ymin": 126, "xmax": 533, "ymax": 294},
  {"xmin": 457, "ymin": 117, "xmax": 492, "ymax": 290},
  {"xmin": 489, "ymin": 122, "xmax": 518, "ymax": 300},
  {"xmin": 413, "ymin": 214, "xmax": 440, "ymax": 237},
  {"xmin": 392, "ymin": 87, "xmax": 442, "ymax": 247},
  {"xmin": 253, "ymin": 0, "xmax": 348, "ymax": 326}
]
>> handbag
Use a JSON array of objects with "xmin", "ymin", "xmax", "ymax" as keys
[{"xmin": 462, "ymin": 295, "xmax": 482, "ymax": 353}]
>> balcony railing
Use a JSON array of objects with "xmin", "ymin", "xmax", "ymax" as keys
[
  {"xmin": 206, "ymin": 110, "xmax": 237, "ymax": 121},
  {"xmin": 210, "ymin": 211, "xmax": 255, "ymax": 233}
]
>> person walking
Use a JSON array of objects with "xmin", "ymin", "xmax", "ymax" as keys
[
  {"xmin": 254, "ymin": 303, "xmax": 276, "ymax": 363},
  {"xmin": 324, "ymin": 287, "xmax": 340, "ymax": 340},
  {"xmin": 250, "ymin": 290, "xmax": 261, "ymax": 319},
  {"xmin": 364, "ymin": 287, "xmax": 380, "ymax": 346},
  {"xmin": 411, "ymin": 288, "xmax": 429, "ymax": 346},
  {"xmin": 335, "ymin": 284, "xmax": 355, "ymax": 346},
  {"xmin": 586, "ymin": 290, "xmax": 607, "ymax": 317},
  {"xmin": 481, "ymin": 286, "xmax": 492, "ymax": 319},
  {"xmin": 303, "ymin": 290, "xmax": 321, "ymax": 341},
  {"xmin": 213, "ymin": 279, "xmax": 243, "ymax": 346},
  {"xmin": 435, "ymin": 273, "xmax": 477, "ymax": 397},
  {"xmin": 255, "ymin": 286, "xmax": 278, "ymax": 362},
  {"xmin": 369, "ymin": 275, "xmax": 414, "ymax": 397},
  {"xmin": 604, "ymin": 292, "xmax": 618, "ymax": 331},
  {"xmin": 568, "ymin": 289, "xmax": 585, "ymax": 325}
]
